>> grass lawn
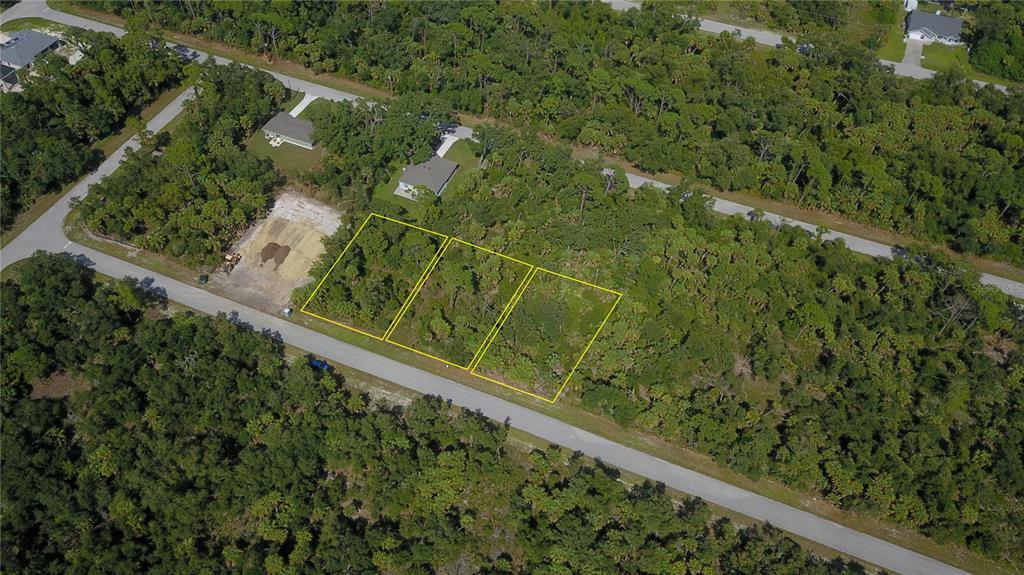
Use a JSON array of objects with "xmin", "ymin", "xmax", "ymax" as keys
[
  {"xmin": 245, "ymin": 131, "xmax": 323, "ymax": 179},
  {"xmin": 442, "ymin": 139, "xmax": 479, "ymax": 192},
  {"xmin": 876, "ymin": 21, "xmax": 907, "ymax": 61},
  {"xmin": 920, "ymin": 43, "xmax": 1013, "ymax": 85},
  {"xmin": 0, "ymin": 17, "xmax": 69, "ymax": 32},
  {"xmin": 371, "ymin": 139, "xmax": 481, "ymax": 218},
  {"xmin": 281, "ymin": 90, "xmax": 305, "ymax": 113},
  {"xmin": 297, "ymin": 98, "xmax": 330, "ymax": 120}
]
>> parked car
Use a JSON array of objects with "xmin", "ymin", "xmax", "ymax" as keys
[{"xmin": 308, "ymin": 358, "xmax": 333, "ymax": 373}]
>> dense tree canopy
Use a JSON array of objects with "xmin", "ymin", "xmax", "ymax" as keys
[
  {"xmin": 79, "ymin": 0, "xmax": 1023, "ymax": 264},
  {"xmin": 0, "ymin": 28, "xmax": 183, "ymax": 229},
  {"xmin": 77, "ymin": 61, "xmax": 282, "ymax": 264},
  {"xmin": 300, "ymin": 117, "xmax": 1024, "ymax": 564},
  {"xmin": 966, "ymin": 0, "xmax": 1024, "ymax": 82},
  {"xmin": 306, "ymin": 93, "xmax": 455, "ymax": 206},
  {"xmin": 2, "ymin": 254, "xmax": 862, "ymax": 574}
]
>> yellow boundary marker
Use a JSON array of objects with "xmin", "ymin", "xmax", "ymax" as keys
[
  {"xmin": 386, "ymin": 239, "xmax": 535, "ymax": 370},
  {"xmin": 468, "ymin": 266, "xmax": 537, "ymax": 371},
  {"xmin": 299, "ymin": 213, "xmax": 622, "ymax": 403},
  {"xmin": 471, "ymin": 268, "xmax": 623, "ymax": 403},
  {"xmin": 382, "ymin": 236, "xmax": 453, "ymax": 340},
  {"xmin": 300, "ymin": 213, "xmax": 448, "ymax": 339},
  {"xmin": 550, "ymin": 289, "xmax": 623, "ymax": 402}
]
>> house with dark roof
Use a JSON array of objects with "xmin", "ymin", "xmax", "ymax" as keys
[
  {"xmin": 906, "ymin": 9, "xmax": 963, "ymax": 45},
  {"xmin": 394, "ymin": 156, "xmax": 459, "ymax": 201},
  {"xmin": 261, "ymin": 111, "xmax": 315, "ymax": 149},
  {"xmin": 0, "ymin": 30, "xmax": 61, "ymax": 92}
]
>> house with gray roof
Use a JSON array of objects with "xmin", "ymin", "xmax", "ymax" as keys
[
  {"xmin": 0, "ymin": 30, "xmax": 60, "ymax": 92},
  {"xmin": 262, "ymin": 111, "xmax": 315, "ymax": 149},
  {"xmin": 906, "ymin": 9, "xmax": 963, "ymax": 45},
  {"xmin": 394, "ymin": 156, "xmax": 459, "ymax": 201}
]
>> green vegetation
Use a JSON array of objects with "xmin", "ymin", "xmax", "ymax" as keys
[
  {"xmin": 2, "ymin": 253, "xmax": 865, "ymax": 573},
  {"xmin": 678, "ymin": 0, "xmax": 904, "ymax": 49},
  {"xmin": 389, "ymin": 239, "xmax": 533, "ymax": 367},
  {"xmin": 475, "ymin": 270, "xmax": 619, "ymax": 399},
  {"xmin": 305, "ymin": 94, "xmax": 454, "ymax": 209},
  {"xmin": 965, "ymin": 0, "xmax": 1024, "ymax": 82},
  {"xmin": 75, "ymin": 1, "xmax": 1022, "ymax": 264},
  {"xmin": 920, "ymin": 43, "xmax": 1012, "ymax": 85},
  {"xmin": 244, "ymin": 130, "xmax": 323, "ymax": 178},
  {"xmin": 302, "ymin": 121, "xmax": 1024, "ymax": 564},
  {"xmin": 0, "ymin": 17, "xmax": 69, "ymax": 33},
  {"xmin": 876, "ymin": 17, "xmax": 907, "ymax": 60},
  {"xmin": 302, "ymin": 216, "xmax": 446, "ymax": 336},
  {"xmin": 0, "ymin": 27, "xmax": 183, "ymax": 230},
  {"xmin": 77, "ymin": 62, "xmax": 283, "ymax": 265}
]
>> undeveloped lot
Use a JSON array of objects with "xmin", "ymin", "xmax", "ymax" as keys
[{"xmin": 213, "ymin": 191, "xmax": 340, "ymax": 310}]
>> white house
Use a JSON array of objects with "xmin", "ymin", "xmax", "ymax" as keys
[
  {"xmin": 906, "ymin": 10, "xmax": 963, "ymax": 45},
  {"xmin": 262, "ymin": 111, "xmax": 315, "ymax": 149}
]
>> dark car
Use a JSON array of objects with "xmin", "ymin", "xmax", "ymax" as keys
[
  {"xmin": 437, "ymin": 121, "xmax": 460, "ymax": 133},
  {"xmin": 308, "ymin": 358, "xmax": 334, "ymax": 373}
]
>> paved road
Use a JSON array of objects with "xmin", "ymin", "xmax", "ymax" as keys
[
  {"xmin": 0, "ymin": 89, "xmax": 193, "ymax": 265},
  {"xmin": 902, "ymin": 39, "xmax": 925, "ymax": 66},
  {"xmin": 48, "ymin": 243, "xmax": 969, "ymax": 575},
  {"xmin": 0, "ymin": 6, "xmax": 998, "ymax": 573},
  {"xmin": 604, "ymin": 0, "xmax": 1008, "ymax": 92}
]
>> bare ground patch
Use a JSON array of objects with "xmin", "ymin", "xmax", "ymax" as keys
[{"xmin": 211, "ymin": 190, "xmax": 340, "ymax": 311}]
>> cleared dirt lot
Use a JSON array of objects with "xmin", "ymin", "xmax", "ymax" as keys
[{"xmin": 212, "ymin": 191, "xmax": 340, "ymax": 311}]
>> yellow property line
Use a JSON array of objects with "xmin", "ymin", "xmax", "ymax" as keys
[
  {"xmin": 450, "ymin": 237, "xmax": 534, "ymax": 268},
  {"xmin": 534, "ymin": 266, "xmax": 623, "ymax": 297},
  {"xmin": 298, "ymin": 308, "xmax": 384, "ymax": 341},
  {"xmin": 387, "ymin": 339, "xmax": 472, "ymax": 370},
  {"xmin": 473, "ymin": 371, "xmax": 562, "ymax": 403},
  {"xmin": 299, "ymin": 212, "xmax": 375, "ymax": 312},
  {"xmin": 468, "ymin": 266, "xmax": 537, "ymax": 371},
  {"xmin": 469, "ymin": 267, "xmax": 538, "ymax": 373},
  {"xmin": 383, "ymin": 236, "xmax": 452, "ymax": 340},
  {"xmin": 550, "ymin": 292, "xmax": 623, "ymax": 403},
  {"xmin": 371, "ymin": 212, "xmax": 448, "ymax": 239},
  {"xmin": 299, "ymin": 212, "xmax": 623, "ymax": 404}
]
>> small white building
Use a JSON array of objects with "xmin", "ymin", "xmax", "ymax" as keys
[
  {"xmin": 906, "ymin": 9, "xmax": 963, "ymax": 45},
  {"xmin": 262, "ymin": 111, "xmax": 315, "ymax": 149},
  {"xmin": 394, "ymin": 156, "xmax": 459, "ymax": 201}
]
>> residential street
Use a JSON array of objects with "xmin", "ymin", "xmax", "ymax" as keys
[{"xmin": 0, "ymin": 4, "xmax": 1009, "ymax": 573}]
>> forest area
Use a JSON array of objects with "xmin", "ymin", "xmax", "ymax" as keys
[
  {"xmin": 299, "ymin": 95, "xmax": 1024, "ymax": 565},
  {"xmin": 0, "ymin": 28, "xmax": 183, "ymax": 229},
  {"xmin": 76, "ymin": 61, "xmax": 283, "ymax": 265},
  {"xmin": 1, "ymin": 254, "xmax": 866, "ymax": 574},
  {"xmin": 965, "ymin": 0, "xmax": 1024, "ymax": 82},
  {"xmin": 76, "ymin": 0, "xmax": 1023, "ymax": 266}
]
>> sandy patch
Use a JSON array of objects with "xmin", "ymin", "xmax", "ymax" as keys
[{"xmin": 213, "ymin": 191, "xmax": 340, "ymax": 311}]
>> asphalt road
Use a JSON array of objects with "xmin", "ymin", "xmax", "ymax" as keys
[{"xmin": 0, "ymin": 4, "xmax": 999, "ymax": 573}]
